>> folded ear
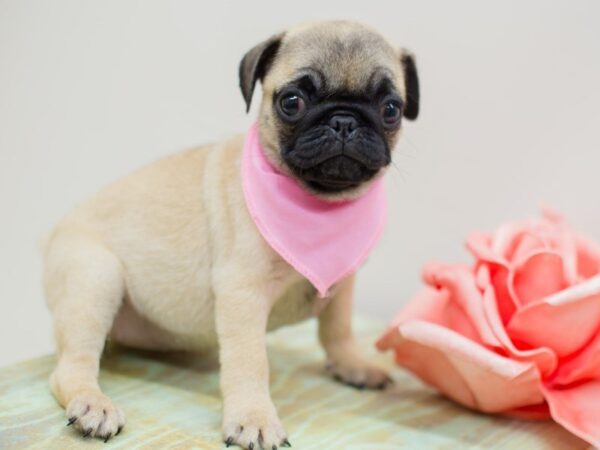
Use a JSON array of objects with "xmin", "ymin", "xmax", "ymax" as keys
[
  {"xmin": 239, "ymin": 33, "xmax": 285, "ymax": 112},
  {"xmin": 400, "ymin": 50, "xmax": 420, "ymax": 120}
]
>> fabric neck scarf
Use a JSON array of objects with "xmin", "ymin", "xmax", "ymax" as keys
[{"xmin": 241, "ymin": 123, "xmax": 387, "ymax": 297}]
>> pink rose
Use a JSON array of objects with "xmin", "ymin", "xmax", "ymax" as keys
[{"xmin": 377, "ymin": 210, "xmax": 600, "ymax": 447}]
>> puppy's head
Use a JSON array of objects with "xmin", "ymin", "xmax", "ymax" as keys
[{"xmin": 240, "ymin": 21, "xmax": 419, "ymax": 200}]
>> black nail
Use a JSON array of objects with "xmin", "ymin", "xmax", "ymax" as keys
[
  {"xmin": 67, "ymin": 417, "xmax": 77, "ymax": 426},
  {"xmin": 225, "ymin": 436, "xmax": 234, "ymax": 447},
  {"xmin": 272, "ymin": 445, "xmax": 277, "ymax": 450},
  {"xmin": 249, "ymin": 443, "xmax": 255, "ymax": 450},
  {"xmin": 116, "ymin": 426, "xmax": 122, "ymax": 436},
  {"xmin": 83, "ymin": 429, "xmax": 92, "ymax": 437},
  {"xmin": 355, "ymin": 383, "xmax": 366, "ymax": 390},
  {"xmin": 104, "ymin": 434, "xmax": 111, "ymax": 443},
  {"xmin": 283, "ymin": 439, "xmax": 292, "ymax": 447}
]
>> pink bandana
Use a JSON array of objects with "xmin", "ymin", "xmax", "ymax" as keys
[{"xmin": 241, "ymin": 123, "xmax": 387, "ymax": 297}]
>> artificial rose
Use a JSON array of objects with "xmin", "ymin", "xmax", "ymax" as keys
[{"xmin": 377, "ymin": 210, "xmax": 600, "ymax": 447}]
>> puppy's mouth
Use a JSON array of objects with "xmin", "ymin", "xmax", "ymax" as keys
[
  {"xmin": 306, "ymin": 178, "xmax": 360, "ymax": 192},
  {"xmin": 289, "ymin": 154, "xmax": 379, "ymax": 194}
]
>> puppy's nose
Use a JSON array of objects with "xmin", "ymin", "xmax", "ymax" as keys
[{"xmin": 329, "ymin": 114, "xmax": 358, "ymax": 138}]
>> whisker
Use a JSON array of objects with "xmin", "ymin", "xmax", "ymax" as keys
[{"xmin": 390, "ymin": 160, "xmax": 407, "ymax": 183}]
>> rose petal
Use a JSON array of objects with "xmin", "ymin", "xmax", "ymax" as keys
[
  {"xmin": 541, "ymin": 205, "xmax": 565, "ymax": 223},
  {"xmin": 507, "ymin": 274, "xmax": 600, "ymax": 357},
  {"xmin": 576, "ymin": 234, "xmax": 600, "ymax": 279},
  {"xmin": 480, "ymin": 282, "xmax": 558, "ymax": 377},
  {"xmin": 468, "ymin": 235, "xmax": 519, "ymax": 320},
  {"xmin": 475, "ymin": 212, "xmax": 580, "ymax": 284},
  {"xmin": 502, "ymin": 402, "xmax": 552, "ymax": 420},
  {"xmin": 552, "ymin": 330, "xmax": 600, "ymax": 386},
  {"xmin": 423, "ymin": 262, "xmax": 500, "ymax": 347},
  {"xmin": 543, "ymin": 380, "xmax": 600, "ymax": 448},
  {"xmin": 388, "ymin": 263, "xmax": 500, "ymax": 346},
  {"xmin": 384, "ymin": 284, "xmax": 449, "ymax": 326},
  {"xmin": 554, "ymin": 223, "xmax": 579, "ymax": 285},
  {"xmin": 511, "ymin": 252, "xmax": 569, "ymax": 306},
  {"xmin": 467, "ymin": 232, "xmax": 507, "ymax": 266},
  {"xmin": 491, "ymin": 221, "xmax": 531, "ymax": 261},
  {"xmin": 539, "ymin": 207, "xmax": 581, "ymax": 283},
  {"xmin": 382, "ymin": 285, "xmax": 483, "ymax": 345},
  {"xmin": 482, "ymin": 262, "xmax": 518, "ymax": 323},
  {"xmin": 511, "ymin": 232, "xmax": 549, "ymax": 264},
  {"xmin": 377, "ymin": 320, "xmax": 545, "ymax": 413}
]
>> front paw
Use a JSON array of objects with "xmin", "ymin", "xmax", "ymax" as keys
[
  {"xmin": 327, "ymin": 359, "xmax": 393, "ymax": 390},
  {"xmin": 222, "ymin": 401, "xmax": 290, "ymax": 450},
  {"xmin": 66, "ymin": 391, "xmax": 126, "ymax": 442}
]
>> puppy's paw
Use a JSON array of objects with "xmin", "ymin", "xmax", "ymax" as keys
[
  {"xmin": 327, "ymin": 358, "xmax": 393, "ymax": 390},
  {"xmin": 222, "ymin": 402, "xmax": 290, "ymax": 450},
  {"xmin": 66, "ymin": 391, "xmax": 126, "ymax": 442}
]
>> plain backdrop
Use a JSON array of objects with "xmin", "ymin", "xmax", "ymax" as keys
[{"xmin": 1, "ymin": 0, "xmax": 600, "ymax": 367}]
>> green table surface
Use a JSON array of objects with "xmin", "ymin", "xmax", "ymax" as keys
[{"xmin": 0, "ymin": 317, "xmax": 590, "ymax": 450}]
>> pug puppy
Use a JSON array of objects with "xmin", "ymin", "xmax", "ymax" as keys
[{"xmin": 43, "ymin": 20, "xmax": 419, "ymax": 449}]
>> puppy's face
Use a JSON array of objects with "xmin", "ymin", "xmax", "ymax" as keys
[{"xmin": 240, "ymin": 21, "xmax": 419, "ymax": 200}]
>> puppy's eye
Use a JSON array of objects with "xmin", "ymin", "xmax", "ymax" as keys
[
  {"xmin": 280, "ymin": 94, "xmax": 306, "ymax": 117},
  {"xmin": 380, "ymin": 101, "xmax": 402, "ymax": 126}
]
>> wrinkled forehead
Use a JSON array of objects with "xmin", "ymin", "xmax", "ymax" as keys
[{"xmin": 268, "ymin": 26, "xmax": 404, "ymax": 96}]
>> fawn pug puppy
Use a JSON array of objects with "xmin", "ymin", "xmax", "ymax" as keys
[{"xmin": 43, "ymin": 20, "xmax": 419, "ymax": 449}]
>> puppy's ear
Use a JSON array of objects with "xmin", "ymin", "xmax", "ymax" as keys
[
  {"xmin": 239, "ymin": 33, "xmax": 284, "ymax": 112},
  {"xmin": 400, "ymin": 50, "xmax": 420, "ymax": 120}
]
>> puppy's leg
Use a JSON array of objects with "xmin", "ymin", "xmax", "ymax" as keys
[
  {"xmin": 215, "ymin": 279, "xmax": 289, "ymax": 450},
  {"xmin": 318, "ymin": 274, "xmax": 392, "ymax": 389},
  {"xmin": 44, "ymin": 231, "xmax": 126, "ymax": 441}
]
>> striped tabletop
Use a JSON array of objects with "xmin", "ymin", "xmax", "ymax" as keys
[{"xmin": 0, "ymin": 317, "xmax": 590, "ymax": 449}]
